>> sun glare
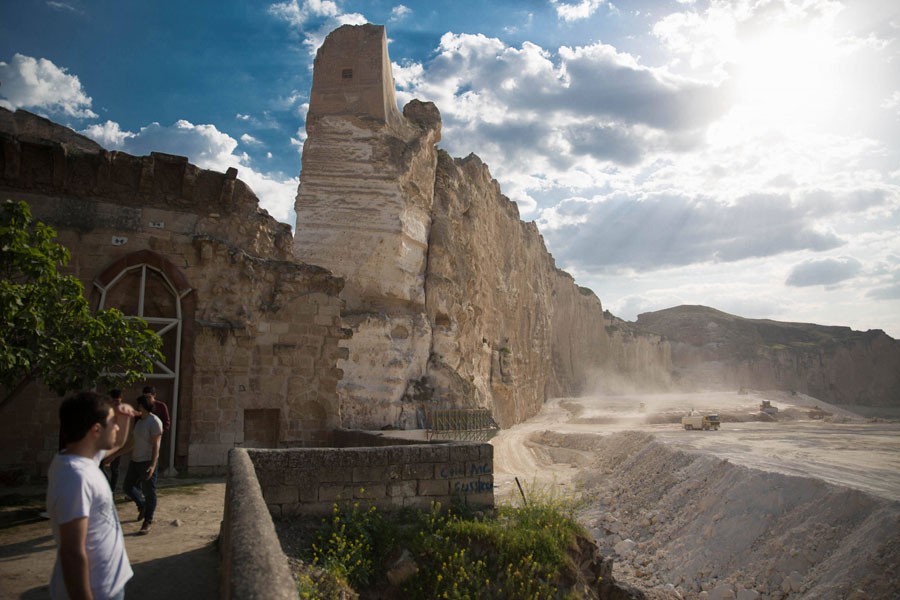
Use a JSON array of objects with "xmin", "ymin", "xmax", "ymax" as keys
[{"xmin": 733, "ymin": 27, "xmax": 839, "ymax": 131}]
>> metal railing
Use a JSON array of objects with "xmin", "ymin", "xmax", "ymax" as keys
[{"xmin": 426, "ymin": 408, "xmax": 500, "ymax": 441}]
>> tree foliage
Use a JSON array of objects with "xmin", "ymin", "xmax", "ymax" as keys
[{"xmin": 0, "ymin": 199, "xmax": 163, "ymax": 408}]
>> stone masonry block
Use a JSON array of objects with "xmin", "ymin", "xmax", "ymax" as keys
[
  {"xmin": 479, "ymin": 444, "xmax": 494, "ymax": 461},
  {"xmin": 418, "ymin": 445, "xmax": 450, "ymax": 463},
  {"xmin": 318, "ymin": 485, "xmax": 355, "ymax": 503},
  {"xmin": 387, "ymin": 481, "xmax": 416, "ymax": 498},
  {"xmin": 449, "ymin": 444, "xmax": 481, "ymax": 463},
  {"xmin": 402, "ymin": 496, "xmax": 438, "ymax": 511},
  {"xmin": 264, "ymin": 485, "xmax": 299, "ymax": 506},
  {"xmin": 418, "ymin": 479, "xmax": 449, "ymax": 497},
  {"xmin": 354, "ymin": 484, "xmax": 385, "ymax": 499},
  {"xmin": 402, "ymin": 463, "xmax": 434, "ymax": 480},
  {"xmin": 352, "ymin": 465, "xmax": 401, "ymax": 483},
  {"xmin": 466, "ymin": 460, "xmax": 493, "ymax": 477},
  {"xmin": 299, "ymin": 485, "xmax": 318, "ymax": 503},
  {"xmin": 436, "ymin": 462, "xmax": 466, "ymax": 480}
]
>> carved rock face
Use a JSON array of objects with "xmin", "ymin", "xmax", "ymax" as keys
[{"xmin": 294, "ymin": 24, "xmax": 673, "ymax": 430}]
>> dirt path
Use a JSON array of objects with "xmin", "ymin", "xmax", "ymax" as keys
[{"xmin": 0, "ymin": 478, "xmax": 224, "ymax": 599}]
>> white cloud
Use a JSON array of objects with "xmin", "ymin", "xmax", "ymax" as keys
[
  {"xmin": 268, "ymin": 0, "xmax": 366, "ymax": 55},
  {"xmin": 80, "ymin": 119, "xmax": 298, "ymax": 225},
  {"xmin": 241, "ymin": 133, "xmax": 262, "ymax": 145},
  {"xmin": 551, "ymin": 0, "xmax": 606, "ymax": 23},
  {"xmin": 81, "ymin": 120, "xmax": 130, "ymax": 147},
  {"xmin": 46, "ymin": 2, "xmax": 81, "ymax": 13},
  {"xmin": 394, "ymin": 33, "xmax": 733, "ymax": 211},
  {"xmin": 882, "ymin": 91, "xmax": 900, "ymax": 116},
  {"xmin": 0, "ymin": 54, "xmax": 97, "ymax": 118},
  {"xmin": 389, "ymin": 5, "xmax": 411, "ymax": 22}
]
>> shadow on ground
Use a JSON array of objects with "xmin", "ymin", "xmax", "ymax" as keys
[{"xmin": 18, "ymin": 543, "xmax": 219, "ymax": 600}]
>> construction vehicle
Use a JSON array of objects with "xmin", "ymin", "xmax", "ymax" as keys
[
  {"xmin": 681, "ymin": 412, "xmax": 721, "ymax": 431},
  {"xmin": 759, "ymin": 400, "xmax": 779, "ymax": 415}
]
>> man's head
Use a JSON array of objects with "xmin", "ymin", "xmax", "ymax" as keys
[
  {"xmin": 109, "ymin": 389, "xmax": 123, "ymax": 404},
  {"xmin": 59, "ymin": 392, "xmax": 117, "ymax": 449},
  {"xmin": 137, "ymin": 394, "xmax": 153, "ymax": 416},
  {"xmin": 142, "ymin": 385, "xmax": 156, "ymax": 403}
]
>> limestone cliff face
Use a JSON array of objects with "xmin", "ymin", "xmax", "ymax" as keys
[
  {"xmin": 294, "ymin": 24, "xmax": 673, "ymax": 429},
  {"xmin": 427, "ymin": 153, "xmax": 672, "ymax": 427},
  {"xmin": 426, "ymin": 153, "xmax": 556, "ymax": 427},
  {"xmin": 635, "ymin": 306, "xmax": 900, "ymax": 408},
  {"xmin": 294, "ymin": 25, "xmax": 442, "ymax": 428},
  {"xmin": 547, "ymin": 285, "xmax": 672, "ymax": 398}
]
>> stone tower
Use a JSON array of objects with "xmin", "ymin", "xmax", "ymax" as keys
[
  {"xmin": 307, "ymin": 24, "xmax": 404, "ymax": 128},
  {"xmin": 294, "ymin": 24, "xmax": 442, "ymax": 428}
]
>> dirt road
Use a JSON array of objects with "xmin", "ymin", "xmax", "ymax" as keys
[
  {"xmin": 491, "ymin": 390, "xmax": 900, "ymax": 502},
  {"xmin": 0, "ymin": 479, "xmax": 224, "ymax": 599}
]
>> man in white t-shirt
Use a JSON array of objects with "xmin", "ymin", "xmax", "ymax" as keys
[
  {"xmin": 121, "ymin": 394, "xmax": 162, "ymax": 535},
  {"xmin": 47, "ymin": 391, "xmax": 137, "ymax": 600}
]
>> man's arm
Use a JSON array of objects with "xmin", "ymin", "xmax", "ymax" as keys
[
  {"xmin": 58, "ymin": 517, "xmax": 92, "ymax": 600},
  {"xmin": 145, "ymin": 433, "xmax": 161, "ymax": 479},
  {"xmin": 156, "ymin": 402, "xmax": 171, "ymax": 432}
]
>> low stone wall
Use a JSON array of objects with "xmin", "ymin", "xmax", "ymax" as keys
[
  {"xmin": 221, "ymin": 441, "xmax": 494, "ymax": 598},
  {"xmin": 220, "ymin": 448, "xmax": 295, "ymax": 600},
  {"xmin": 248, "ymin": 442, "xmax": 494, "ymax": 516}
]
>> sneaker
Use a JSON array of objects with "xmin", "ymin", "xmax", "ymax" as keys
[
  {"xmin": 136, "ymin": 506, "xmax": 145, "ymax": 522},
  {"xmin": 137, "ymin": 521, "xmax": 152, "ymax": 535}
]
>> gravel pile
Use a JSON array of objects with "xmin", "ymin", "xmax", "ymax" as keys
[{"xmin": 543, "ymin": 431, "xmax": 900, "ymax": 599}]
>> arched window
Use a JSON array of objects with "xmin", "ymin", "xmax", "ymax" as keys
[{"xmin": 93, "ymin": 252, "xmax": 192, "ymax": 474}]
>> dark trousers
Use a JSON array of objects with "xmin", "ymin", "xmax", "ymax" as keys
[
  {"xmin": 123, "ymin": 460, "xmax": 158, "ymax": 523},
  {"xmin": 104, "ymin": 456, "xmax": 122, "ymax": 492}
]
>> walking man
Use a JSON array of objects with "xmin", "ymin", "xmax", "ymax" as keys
[
  {"xmin": 47, "ymin": 391, "xmax": 137, "ymax": 599},
  {"xmin": 122, "ymin": 395, "xmax": 162, "ymax": 535}
]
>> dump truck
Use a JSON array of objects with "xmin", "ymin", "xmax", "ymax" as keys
[{"xmin": 681, "ymin": 412, "xmax": 721, "ymax": 431}]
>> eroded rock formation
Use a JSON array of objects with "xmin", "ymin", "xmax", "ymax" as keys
[
  {"xmin": 634, "ymin": 306, "xmax": 900, "ymax": 409},
  {"xmin": 295, "ymin": 25, "xmax": 671, "ymax": 429}
]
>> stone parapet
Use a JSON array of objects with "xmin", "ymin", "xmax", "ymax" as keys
[
  {"xmin": 220, "ymin": 448, "xmax": 295, "ymax": 600},
  {"xmin": 247, "ymin": 441, "xmax": 494, "ymax": 516}
]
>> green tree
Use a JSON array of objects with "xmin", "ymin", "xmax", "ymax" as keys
[{"xmin": 0, "ymin": 199, "xmax": 163, "ymax": 409}]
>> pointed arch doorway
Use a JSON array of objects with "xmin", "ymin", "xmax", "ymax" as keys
[{"xmin": 93, "ymin": 251, "xmax": 194, "ymax": 475}]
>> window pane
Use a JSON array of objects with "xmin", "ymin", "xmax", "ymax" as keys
[{"xmin": 143, "ymin": 270, "xmax": 177, "ymax": 318}]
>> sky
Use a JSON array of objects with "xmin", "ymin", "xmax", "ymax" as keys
[{"xmin": 2, "ymin": 0, "xmax": 899, "ymax": 338}]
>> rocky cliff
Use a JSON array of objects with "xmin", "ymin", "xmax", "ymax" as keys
[
  {"xmin": 294, "ymin": 25, "xmax": 673, "ymax": 429},
  {"xmin": 427, "ymin": 153, "xmax": 672, "ymax": 427},
  {"xmin": 634, "ymin": 305, "xmax": 900, "ymax": 409}
]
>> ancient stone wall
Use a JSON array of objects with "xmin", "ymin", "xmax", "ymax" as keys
[
  {"xmin": 248, "ymin": 441, "xmax": 494, "ymax": 517},
  {"xmin": 0, "ymin": 111, "xmax": 347, "ymax": 476}
]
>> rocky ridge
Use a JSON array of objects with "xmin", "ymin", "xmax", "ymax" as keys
[{"xmin": 634, "ymin": 306, "xmax": 900, "ymax": 411}]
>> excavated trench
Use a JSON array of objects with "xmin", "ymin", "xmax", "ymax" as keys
[{"xmin": 534, "ymin": 430, "xmax": 900, "ymax": 599}]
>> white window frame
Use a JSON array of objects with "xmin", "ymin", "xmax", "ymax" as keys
[{"xmin": 94, "ymin": 264, "xmax": 190, "ymax": 475}]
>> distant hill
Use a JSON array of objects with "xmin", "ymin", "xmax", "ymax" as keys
[{"xmin": 632, "ymin": 305, "xmax": 900, "ymax": 410}]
